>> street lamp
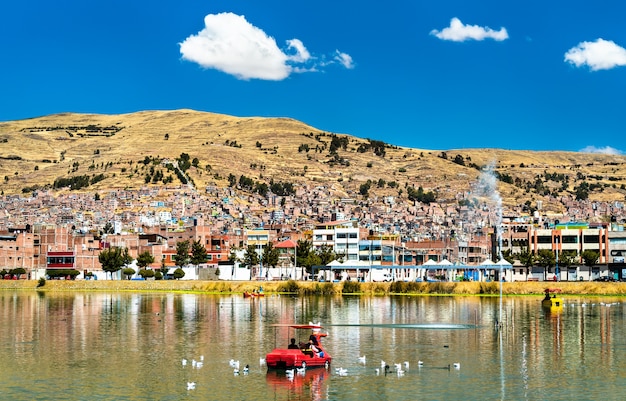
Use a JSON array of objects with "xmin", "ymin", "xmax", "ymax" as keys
[{"xmin": 555, "ymin": 237, "xmax": 559, "ymax": 281}]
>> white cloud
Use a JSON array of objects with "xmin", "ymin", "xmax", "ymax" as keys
[
  {"xmin": 430, "ymin": 17, "xmax": 508, "ymax": 42},
  {"xmin": 564, "ymin": 38, "xmax": 626, "ymax": 71},
  {"xmin": 334, "ymin": 51, "xmax": 354, "ymax": 69},
  {"xmin": 579, "ymin": 145, "xmax": 623, "ymax": 155},
  {"xmin": 179, "ymin": 12, "xmax": 353, "ymax": 80},
  {"xmin": 286, "ymin": 39, "xmax": 311, "ymax": 63}
]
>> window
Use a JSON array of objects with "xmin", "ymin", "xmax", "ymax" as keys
[
  {"xmin": 537, "ymin": 236, "xmax": 552, "ymax": 244},
  {"xmin": 349, "ymin": 233, "xmax": 358, "ymax": 239},
  {"xmin": 561, "ymin": 236, "xmax": 578, "ymax": 244}
]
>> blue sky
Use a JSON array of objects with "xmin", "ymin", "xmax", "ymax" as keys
[{"xmin": 2, "ymin": 1, "xmax": 625, "ymax": 153}]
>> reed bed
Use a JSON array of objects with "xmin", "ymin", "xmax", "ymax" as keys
[{"xmin": 1, "ymin": 279, "xmax": 625, "ymax": 296}]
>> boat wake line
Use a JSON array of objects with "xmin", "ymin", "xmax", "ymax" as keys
[{"xmin": 324, "ymin": 323, "xmax": 480, "ymax": 330}]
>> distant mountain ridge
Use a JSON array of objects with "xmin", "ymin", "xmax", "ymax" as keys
[{"xmin": 1, "ymin": 109, "xmax": 625, "ymax": 215}]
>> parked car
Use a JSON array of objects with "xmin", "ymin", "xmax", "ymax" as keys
[{"xmin": 594, "ymin": 276, "xmax": 617, "ymax": 282}]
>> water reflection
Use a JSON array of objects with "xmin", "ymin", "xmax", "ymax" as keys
[
  {"xmin": 0, "ymin": 292, "xmax": 624, "ymax": 400},
  {"xmin": 266, "ymin": 368, "xmax": 329, "ymax": 401}
]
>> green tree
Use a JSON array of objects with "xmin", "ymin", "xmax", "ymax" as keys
[
  {"xmin": 558, "ymin": 251, "xmax": 575, "ymax": 270},
  {"xmin": 160, "ymin": 258, "xmax": 167, "ymax": 275},
  {"xmin": 174, "ymin": 240, "xmax": 190, "ymax": 267},
  {"xmin": 190, "ymin": 240, "xmax": 208, "ymax": 266},
  {"xmin": 173, "ymin": 267, "xmax": 185, "ymax": 280},
  {"xmin": 295, "ymin": 239, "xmax": 321, "ymax": 275},
  {"xmin": 243, "ymin": 245, "xmax": 260, "ymax": 268},
  {"xmin": 262, "ymin": 242, "xmax": 280, "ymax": 268},
  {"xmin": 139, "ymin": 269, "xmax": 155, "ymax": 279},
  {"xmin": 136, "ymin": 250, "xmax": 155, "ymax": 269},
  {"xmin": 518, "ymin": 247, "xmax": 535, "ymax": 269},
  {"xmin": 536, "ymin": 249, "xmax": 556, "ymax": 268},
  {"xmin": 501, "ymin": 249, "xmax": 515, "ymax": 265},
  {"xmin": 228, "ymin": 246, "xmax": 240, "ymax": 262},
  {"xmin": 316, "ymin": 244, "xmax": 337, "ymax": 266},
  {"xmin": 581, "ymin": 249, "xmax": 599, "ymax": 281},
  {"xmin": 295, "ymin": 239, "xmax": 313, "ymax": 268},
  {"xmin": 102, "ymin": 222, "xmax": 114, "ymax": 235},
  {"xmin": 122, "ymin": 267, "xmax": 136, "ymax": 280},
  {"xmin": 581, "ymin": 250, "xmax": 599, "ymax": 268},
  {"xmin": 98, "ymin": 247, "xmax": 132, "ymax": 279}
]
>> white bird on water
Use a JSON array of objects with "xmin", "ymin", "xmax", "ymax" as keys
[
  {"xmin": 453, "ymin": 363, "xmax": 460, "ymax": 370},
  {"xmin": 358, "ymin": 355, "xmax": 366, "ymax": 364},
  {"xmin": 418, "ymin": 360, "xmax": 424, "ymax": 367},
  {"xmin": 187, "ymin": 382, "xmax": 196, "ymax": 391},
  {"xmin": 259, "ymin": 357, "xmax": 266, "ymax": 366},
  {"xmin": 381, "ymin": 360, "xmax": 386, "ymax": 368},
  {"xmin": 229, "ymin": 359, "xmax": 240, "ymax": 369},
  {"xmin": 404, "ymin": 361, "xmax": 410, "ymax": 369},
  {"xmin": 335, "ymin": 367, "xmax": 348, "ymax": 376},
  {"xmin": 243, "ymin": 364, "xmax": 250, "ymax": 374},
  {"xmin": 182, "ymin": 358, "xmax": 187, "ymax": 367}
]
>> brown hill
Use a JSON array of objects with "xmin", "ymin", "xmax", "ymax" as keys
[{"xmin": 1, "ymin": 109, "xmax": 625, "ymax": 214}]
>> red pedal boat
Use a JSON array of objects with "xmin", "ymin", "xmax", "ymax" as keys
[{"xmin": 265, "ymin": 324, "xmax": 332, "ymax": 370}]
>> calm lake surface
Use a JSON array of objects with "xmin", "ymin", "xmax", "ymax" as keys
[{"xmin": 1, "ymin": 291, "xmax": 624, "ymax": 401}]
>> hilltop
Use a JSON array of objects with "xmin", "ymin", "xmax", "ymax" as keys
[{"xmin": 1, "ymin": 109, "xmax": 626, "ymax": 216}]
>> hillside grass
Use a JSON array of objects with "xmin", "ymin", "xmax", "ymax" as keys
[{"xmin": 2, "ymin": 110, "xmax": 626, "ymax": 211}]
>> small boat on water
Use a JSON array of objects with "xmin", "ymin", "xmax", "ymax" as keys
[
  {"xmin": 243, "ymin": 287, "xmax": 265, "ymax": 298},
  {"xmin": 243, "ymin": 291, "xmax": 265, "ymax": 298},
  {"xmin": 265, "ymin": 324, "xmax": 332, "ymax": 370},
  {"xmin": 542, "ymin": 288, "xmax": 563, "ymax": 311}
]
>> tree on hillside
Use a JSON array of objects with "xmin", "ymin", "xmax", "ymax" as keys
[
  {"xmin": 501, "ymin": 249, "xmax": 515, "ymax": 265},
  {"xmin": 295, "ymin": 239, "xmax": 321, "ymax": 276},
  {"xmin": 295, "ymin": 239, "xmax": 313, "ymax": 268},
  {"xmin": 99, "ymin": 247, "xmax": 132, "ymax": 279},
  {"xmin": 536, "ymin": 249, "xmax": 555, "ymax": 279},
  {"xmin": 518, "ymin": 247, "xmax": 535, "ymax": 279},
  {"xmin": 536, "ymin": 249, "xmax": 556, "ymax": 268},
  {"xmin": 136, "ymin": 250, "xmax": 155, "ymax": 270},
  {"xmin": 228, "ymin": 246, "xmax": 240, "ymax": 263},
  {"xmin": 102, "ymin": 222, "xmax": 114, "ymax": 235},
  {"xmin": 243, "ymin": 245, "xmax": 259, "ymax": 267},
  {"xmin": 243, "ymin": 244, "xmax": 260, "ymax": 278},
  {"xmin": 173, "ymin": 267, "xmax": 185, "ymax": 280},
  {"xmin": 316, "ymin": 244, "xmax": 337, "ymax": 266},
  {"xmin": 262, "ymin": 242, "xmax": 280, "ymax": 268},
  {"xmin": 122, "ymin": 267, "xmax": 136, "ymax": 280},
  {"xmin": 174, "ymin": 240, "xmax": 190, "ymax": 268},
  {"xmin": 558, "ymin": 251, "xmax": 575, "ymax": 270},
  {"xmin": 190, "ymin": 240, "xmax": 208, "ymax": 266},
  {"xmin": 581, "ymin": 250, "xmax": 599, "ymax": 280}
]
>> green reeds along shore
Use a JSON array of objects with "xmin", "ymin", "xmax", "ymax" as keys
[{"xmin": 1, "ymin": 279, "xmax": 625, "ymax": 296}]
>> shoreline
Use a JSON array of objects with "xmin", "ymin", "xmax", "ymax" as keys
[{"xmin": 1, "ymin": 279, "xmax": 625, "ymax": 296}]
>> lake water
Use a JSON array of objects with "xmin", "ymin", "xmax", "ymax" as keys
[{"xmin": 1, "ymin": 291, "xmax": 624, "ymax": 400}]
